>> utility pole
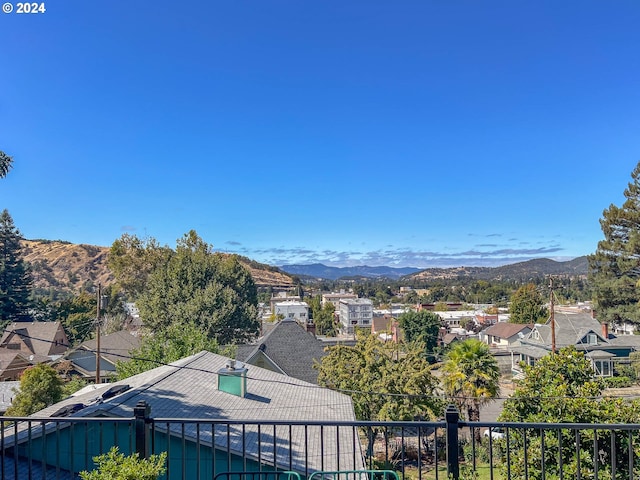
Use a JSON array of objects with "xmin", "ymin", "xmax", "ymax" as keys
[
  {"xmin": 96, "ymin": 283, "xmax": 101, "ymax": 384},
  {"xmin": 549, "ymin": 277, "xmax": 556, "ymax": 354}
]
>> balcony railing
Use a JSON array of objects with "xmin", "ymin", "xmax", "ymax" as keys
[{"xmin": 2, "ymin": 403, "xmax": 640, "ymax": 480}]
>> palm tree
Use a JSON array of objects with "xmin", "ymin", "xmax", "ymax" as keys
[
  {"xmin": 0, "ymin": 150, "xmax": 13, "ymax": 178},
  {"xmin": 441, "ymin": 339, "xmax": 500, "ymax": 439}
]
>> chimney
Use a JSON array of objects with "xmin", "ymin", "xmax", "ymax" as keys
[
  {"xmin": 217, "ymin": 359, "xmax": 248, "ymax": 397},
  {"xmin": 306, "ymin": 321, "xmax": 316, "ymax": 336},
  {"xmin": 602, "ymin": 322, "xmax": 609, "ymax": 339}
]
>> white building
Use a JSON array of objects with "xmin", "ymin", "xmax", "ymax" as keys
[
  {"xmin": 322, "ymin": 292, "xmax": 358, "ymax": 310},
  {"xmin": 339, "ymin": 298, "xmax": 373, "ymax": 334},
  {"xmin": 273, "ymin": 301, "xmax": 309, "ymax": 323}
]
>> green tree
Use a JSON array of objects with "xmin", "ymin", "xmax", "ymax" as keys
[
  {"xmin": 116, "ymin": 321, "xmax": 220, "ymax": 379},
  {"xmin": 0, "ymin": 209, "xmax": 33, "ymax": 326},
  {"xmin": 0, "ymin": 150, "xmax": 12, "ymax": 178},
  {"xmin": 108, "ymin": 234, "xmax": 171, "ymax": 300},
  {"xmin": 316, "ymin": 333, "xmax": 443, "ymax": 456},
  {"xmin": 80, "ymin": 447, "xmax": 166, "ymax": 480},
  {"xmin": 589, "ymin": 162, "xmax": 640, "ymax": 324},
  {"xmin": 54, "ymin": 291, "xmax": 97, "ymax": 345},
  {"xmin": 5, "ymin": 364, "xmax": 64, "ymax": 416},
  {"xmin": 308, "ymin": 295, "xmax": 336, "ymax": 336},
  {"xmin": 441, "ymin": 339, "xmax": 500, "ymax": 435},
  {"xmin": 397, "ymin": 309, "xmax": 442, "ymax": 356},
  {"xmin": 508, "ymin": 283, "xmax": 548, "ymax": 324},
  {"xmin": 137, "ymin": 231, "xmax": 259, "ymax": 345},
  {"xmin": 499, "ymin": 347, "xmax": 640, "ymax": 479}
]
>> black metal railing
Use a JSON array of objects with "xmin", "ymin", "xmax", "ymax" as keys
[{"xmin": 2, "ymin": 403, "xmax": 640, "ymax": 480}]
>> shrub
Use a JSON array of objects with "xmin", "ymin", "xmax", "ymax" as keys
[
  {"xmin": 601, "ymin": 376, "xmax": 633, "ymax": 388},
  {"xmin": 79, "ymin": 447, "xmax": 166, "ymax": 480}
]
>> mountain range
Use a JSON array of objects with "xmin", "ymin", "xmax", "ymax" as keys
[
  {"xmin": 281, "ymin": 263, "xmax": 421, "ymax": 280},
  {"xmin": 280, "ymin": 257, "xmax": 589, "ymax": 281}
]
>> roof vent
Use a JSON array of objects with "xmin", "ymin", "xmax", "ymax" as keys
[{"xmin": 218, "ymin": 360, "xmax": 248, "ymax": 397}]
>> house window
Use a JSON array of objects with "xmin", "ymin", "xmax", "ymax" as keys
[
  {"xmin": 587, "ymin": 334, "xmax": 597, "ymax": 345},
  {"xmin": 532, "ymin": 331, "xmax": 540, "ymax": 341},
  {"xmin": 594, "ymin": 360, "xmax": 611, "ymax": 376}
]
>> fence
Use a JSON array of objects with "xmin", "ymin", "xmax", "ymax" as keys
[{"xmin": 2, "ymin": 402, "xmax": 640, "ymax": 480}]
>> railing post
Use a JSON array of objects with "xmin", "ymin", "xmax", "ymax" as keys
[
  {"xmin": 445, "ymin": 404, "xmax": 460, "ymax": 480},
  {"xmin": 134, "ymin": 400, "xmax": 151, "ymax": 459}
]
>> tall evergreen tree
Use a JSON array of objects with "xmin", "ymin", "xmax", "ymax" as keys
[
  {"xmin": 0, "ymin": 210, "xmax": 33, "ymax": 326},
  {"xmin": 589, "ymin": 162, "xmax": 640, "ymax": 324},
  {"xmin": 0, "ymin": 150, "xmax": 13, "ymax": 178}
]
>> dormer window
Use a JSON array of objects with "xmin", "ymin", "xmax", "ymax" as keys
[{"xmin": 587, "ymin": 334, "xmax": 597, "ymax": 345}]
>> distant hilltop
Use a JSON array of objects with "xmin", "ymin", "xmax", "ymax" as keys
[{"xmin": 280, "ymin": 257, "xmax": 589, "ymax": 282}]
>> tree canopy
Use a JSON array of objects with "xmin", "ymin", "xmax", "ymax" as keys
[
  {"xmin": 108, "ymin": 234, "xmax": 171, "ymax": 300},
  {"xmin": 508, "ymin": 283, "xmax": 548, "ymax": 324},
  {"xmin": 134, "ymin": 231, "xmax": 259, "ymax": 345},
  {"xmin": 317, "ymin": 333, "xmax": 443, "ymax": 422},
  {"xmin": 5, "ymin": 364, "xmax": 64, "ymax": 416},
  {"xmin": 0, "ymin": 209, "xmax": 33, "ymax": 326},
  {"xmin": 589, "ymin": 162, "xmax": 640, "ymax": 324},
  {"xmin": 307, "ymin": 295, "xmax": 336, "ymax": 336},
  {"xmin": 317, "ymin": 333, "xmax": 443, "ymax": 458},
  {"xmin": 397, "ymin": 309, "xmax": 442, "ymax": 356},
  {"xmin": 116, "ymin": 321, "xmax": 221, "ymax": 379},
  {"xmin": 499, "ymin": 347, "xmax": 640, "ymax": 479}
]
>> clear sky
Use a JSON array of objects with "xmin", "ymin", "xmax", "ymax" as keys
[{"xmin": 2, "ymin": 1, "xmax": 639, "ymax": 268}]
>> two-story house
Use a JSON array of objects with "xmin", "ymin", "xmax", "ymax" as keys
[{"xmin": 512, "ymin": 312, "xmax": 640, "ymax": 377}]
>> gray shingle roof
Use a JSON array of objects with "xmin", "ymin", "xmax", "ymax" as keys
[
  {"xmin": 524, "ymin": 313, "xmax": 605, "ymax": 348},
  {"xmin": 74, "ymin": 330, "xmax": 141, "ymax": 365},
  {"xmin": 236, "ymin": 320, "xmax": 328, "ymax": 384},
  {"xmin": 28, "ymin": 351, "xmax": 363, "ymax": 473}
]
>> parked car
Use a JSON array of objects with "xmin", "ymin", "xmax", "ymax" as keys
[{"xmin": 483, "ymin": 426, "xmax": 505, "ymax": 439}]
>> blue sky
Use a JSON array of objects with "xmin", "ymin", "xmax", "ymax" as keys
[{"xmin": 2, "ymin": 1, "xmax": 639, "ymax": 268}]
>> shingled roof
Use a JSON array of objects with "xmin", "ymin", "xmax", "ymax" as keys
[
  {"xmin": 482, "ymin": 322, "xmax": 532, "ymax": 340},
  {"xmin": 28, "ymin": 351, "xmax": 362, "ymax": 473},
  {"xmin": 0, "ymin": 322, "xmax": 69, "ymax": 358},
  {"xmin": 235, "ymin": 318, "xmax": 328, "ymax": 384},
  {"xmin": 75, "ymin": 330, "xmax": 140, "ymax": 365}
]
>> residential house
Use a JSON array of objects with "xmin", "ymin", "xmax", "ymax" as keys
[
  {"xmin": 435, "ymin": 310, "xmax": 476, "ymax": 330},
  {"xmin": 60, "ymin": 330, "xmax": 141, "ymax": 382},
  {"xmin": 512, "ymin": 312, "xmax": 640, "ymax": 377},
  {"xmin": 479, "ymin": 322, "xmax": 533, "ymax": 350},
  {"xmin": 0, "ymin": 350, "xmax": 31, "ymax": 381},
  {"xmin": 371, "ymin": 314, "xmax": 395, "ymax": 341},
  {"xmin": 235, "ymin": 318, "xmax": 328, "ymax": 384},
  {"xmin": 8, "ymin": 351, "xmax": 363, "ymax": 479},
  {"xmin": 0, "ymin": 322, "xmax": 69, "ymax": 363},
  {"xmin": 339, "ymin": 298, "xmax": 373, "ymax": 334}
]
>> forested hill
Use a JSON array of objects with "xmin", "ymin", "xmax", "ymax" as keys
[
  {"xmin": 407, "ymin": 256, "xmax": 589, "ymax": 282},
  {"xmin": 21, "ymin": 239, "xmax": 295, "ymax": 295}
]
